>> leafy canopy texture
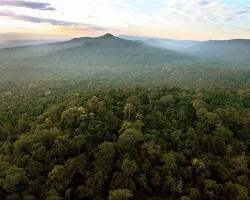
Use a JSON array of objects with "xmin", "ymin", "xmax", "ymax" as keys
[{"xmin": 0, "ymin": 82, "xmax": 250, "ymax": 200}]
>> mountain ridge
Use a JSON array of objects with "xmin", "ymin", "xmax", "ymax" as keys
[
  {"xmin": 0, "ymin": 33, "xmax": 250, "ymax": 83},
  {"xmin": 1, "ymin": 33, "xmax": 250, "ymax": 50}
]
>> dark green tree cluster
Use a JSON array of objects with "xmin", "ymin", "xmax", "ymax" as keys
[{"xmin": 0, "ymin": 83, "xmax": 250, "ymax": 200}]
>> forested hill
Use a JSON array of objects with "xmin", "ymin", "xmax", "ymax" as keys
[
  {"xmin": 0, "ymin": 34, "xmax": 192, "ymax": 83},
  {"xmin": 1, "ymin": 34, "xmax": 250, "ymax": 88},
  {"xmin": 0, "ymin": 33, "xmax": 189, "ymax": 61},
  {"xmin": 0, "ymin": 33, "xmax": 250, "ymax": 199},
  {"xmin": 185, "ymin": 39, "xmax": 250, "ymax": 67},
  {"xmin": 35, "ymin": 33, "xmax": 189, "ymax": 69},
  {"xmin": 121, "ymin": 35, "xmax": 250, "ymax": 68}
]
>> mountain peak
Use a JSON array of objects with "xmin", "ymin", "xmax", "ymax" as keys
[{"xmin": 100, "ymin": 33, "xmax": 116, "ymax": 39}]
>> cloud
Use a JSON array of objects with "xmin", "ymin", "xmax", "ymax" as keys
[
  {"xmin": 233, "ymin": 4, "xmax": 250, "ymax": 16},
  {"xmin": 0, "ymin": 0, "xmax": 249, "ymax": 40},
  {"xmin": 0, "ymin": 0, "xmax": 55, "ymax": 10},
  {"xmin": 161, "ymin": 0, "xmax": 242, "ymax": 25},
  {"xmin": 234, "ymin": 10, "xmax": 249, "ymax": 15},
  {"xmin": 196, "ymin": 0, "xmax": 210, "ymax": 6},
  {"xmin": 0, "ymin": 10, "xmax": 109, "ymax": 32}
]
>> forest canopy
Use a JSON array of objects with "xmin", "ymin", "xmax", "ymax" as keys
[{"xmin": 0, "ymin": 81, "xmax": 249, "ymax": 200}]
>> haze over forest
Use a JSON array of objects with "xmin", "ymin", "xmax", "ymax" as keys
[
  {"xmin": 1, "ymin": 33, "xmax": 250, "ymax": 88},
  {"xmin": 0, "ymin": 1, "xmax": 250, "ymax": 200}
]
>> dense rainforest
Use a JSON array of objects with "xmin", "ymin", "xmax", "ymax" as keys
[{"xmin": 0, "ymin": 81, "xmax": 249, "ymax": 200}]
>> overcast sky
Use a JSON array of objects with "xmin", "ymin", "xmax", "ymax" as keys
[{"xmin": 0, "ymin": 0, "xmax": 250, "ymax": 41}]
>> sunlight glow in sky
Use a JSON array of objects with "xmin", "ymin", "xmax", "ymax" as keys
[{"xmin": 0, "ymin": 0, "xmax": 250, "ymax": 41}]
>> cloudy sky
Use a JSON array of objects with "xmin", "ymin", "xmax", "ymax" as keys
[{"xmin": 0, "ymin": 0, "xmax": 250, "ymax": 41}]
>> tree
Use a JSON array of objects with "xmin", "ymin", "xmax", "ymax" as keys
[
  {"xmin": 151, "ymin": 171, "xmax": 161, "ymax": 186},
  {"xmin": 71, "ymin": 135, "xmax": 87, "ymax": 154},
  {"xmin": 203, "ymin": 179, "xmax": 221, "ymax": 200},
  {"xmin": 60, "ymin": 107, "xmax": 78, "ymax": 130},
  {"xmin": 158, "ymin": 95, "xmax": 174, "ymax": 108},
  {"xmin": 127, "ymin": 95, "xmax": 140, "ymax": 106},
  {"xmin": 162, "ymin": 153, "xmax": 177, "ymax": 175},
  {"xmin": 108, "ymin": 189, "xmax": 133, "ymax": 200},
  {"xmin": 123, "ymin": 103, "xmax": 136, "ymax": 120},
  {"xmin": 118, "ymin": 128, "xmax": 143, "ymax": 155},
  {"xmin": 189, "ymin": 188, "xmax": 201, "ymax": 200},
  {"xmin": 163, "ymin": 175, "xmax": 176, "ymax": 194},
  {"xmin": 180, "ymin": 196, "xmax": 191, "ymax": 200},
  {"xmin": 16, "ymin": 118, "xmax": 31, "ymax": 134},
  {"xmin": 208, "ymin": 135, "xmax": 226, "ymax": 155},
  {"xmin": 121, "ymin": 159, "xmax": 138, "ymax": 177},
  {"xmin": 47, "ymin": 165, "xmax": 70, "ymax": 194},
  {"xmin": 225, "ymin": 182, "xmax": 249, "ymax": 200},
  {"xmin": 231, "ymin": 155, "xmax": 248, "ymax": 173},
  {"xmin": 110, "ymin": 173, "xmax": 136, "ymax": 191},
  {"xmin": 2, "ymin": 166, "xmax": 28, "ymax": 193},
  {"xmin": 87, "ymin": 96, "xmax": 99, "ymax": 113},
  {"xmin": 142, "ymin": 141, "xmax": 161, "ymax": 161},
  {"xmin": 192, "ymin": 159, "xmax": 206, "ymax": 174},
  {"xmin": 98, "ymin": 141, "xmax": 116, "ymax": 162},
  {"xmin": 45, "ymin": 189, "xmax": 63, "ymax": 200}
]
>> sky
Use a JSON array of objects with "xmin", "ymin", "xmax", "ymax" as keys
[{"xmin": 0, "ymin": 0, "xmax": 250, "ymax": 42}]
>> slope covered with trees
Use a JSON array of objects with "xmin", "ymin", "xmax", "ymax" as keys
[
  {"xmin": 0, "ymin": 34, "xmax": 193, "ymax": 83},
  {"xmin": 0, "ymin": 33, "xmax": 250, "ymax": 200},
  {"xmin": 0, "ymin": 82, "xmax": 250, "ymax": 200},
  {"xmin": 1, "ymin": 34, "xmax": 250, "ymax": 87},
  {"xmin": 185, "ymin": 39, "xmax": 250, "ymax": 68}
]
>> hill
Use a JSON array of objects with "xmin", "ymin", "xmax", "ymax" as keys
[
  {"xmin": 184, "ymin": 39, "xmax": 250, "ymax": 68},
  {"xmin": 120, "ymin": 35, "xmax": 200, "ymax": 50},
  {"xmin": 0, "ymin": 34, "xmax": 192, "ymax": 82},
  {"xmin": 1, "ymin": 34, "xmax": 250, "ymax": 88}
]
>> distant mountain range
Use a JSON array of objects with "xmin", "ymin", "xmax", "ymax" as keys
[
  {"xmin": 184, "ymin": 39, "xmax": 250, "ymax": 66},
  {"xmin": 0, "ymin": 33, "xmax": 250, "ymax": 83},
  {"xmin": 120, "ymin": 35, "xmax": 201, "ymax": 50},
  {"xmin": 122, "ymin": 35, "xmax": 250, "ymax": 67},
  {"xmin": 0, "ymin": 33, "xmax": 190, "ymax": 66},
  {"xmin": 0, "ymin": 39, "xmax": 60, "ymax": 49}
]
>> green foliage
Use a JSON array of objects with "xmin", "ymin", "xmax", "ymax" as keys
[
  {"xmin": 0, "ymin": 83, "xmax": 249, "ymax": 199},
  {"xmin": 108, "ymin": 189, "xmax": 133, "ymax": 200},
  {"xmin": 121, "ymin": 159, "xmax": 138, "ymax": 177}
]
